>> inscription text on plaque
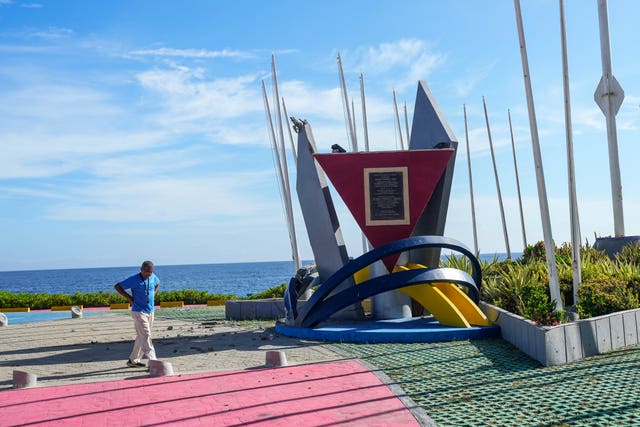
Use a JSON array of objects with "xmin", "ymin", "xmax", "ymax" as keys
[{"xmin": 364, "ymin": 167, "xmax": 410, "ymax": 226}]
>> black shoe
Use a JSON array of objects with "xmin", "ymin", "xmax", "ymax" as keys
[{"xmin": 126, "ymin": 359, "xmax": 146, "ymax": 368}]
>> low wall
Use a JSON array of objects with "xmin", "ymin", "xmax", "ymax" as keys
[
  {"xmin": 481, "ymin": 302, "xmax": 640, "ymax": 366},
  {"xmin": 225, "ymin": 299, "xmax": 307, "ymax": 321}
]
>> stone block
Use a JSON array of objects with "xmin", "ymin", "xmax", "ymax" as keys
[
  {"xmin": 149, "ymin": 360, "xmax": 174, "ymax": 377},
  {"xmin": 71, "ymin": 306, "xmax": 83, "ymax": 318},
  {"xmin": 110, "ymin": 303, "xmax": 130, "ymax": 310},
  {"xmin": 609, "ymin": 314, "xmax": 625, "ymax": 350},
  {"xmin": 531, "ymin": 325, "xmax": 546, "ymax": 364},
  {"xmin": 564, "ymin": 323, "xmax": 583, "ymax": 363},
  {"xmin": 579, "ymin": 319, "xmax": 598, "ymax": 357},
  {"xmin": 159, "ymin": 301, "xmax": 184, "ymax": 308},
  {"xmin": 13, "ymin": 370, "xmax": 37, "ymax": 388},
  {"xmin": 595, "ymin": 318, "xmax": 612, "ymax": 353},
  {"xmin": 544, "ymin": 327, "xmax": 567, "ymax": 366},
  {"xmin": 265, "ymin": 350, "xmax": 288, "ymax": 367},
  {"xmin": 623, "ymin": 311, "xmax": 638, "ymax": 346}
]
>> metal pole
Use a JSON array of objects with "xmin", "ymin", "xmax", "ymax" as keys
[
  {"xmin": 404, "ymin": 102, "xmax": 411, "ymax": 143},
  {"xmin": 482, "ymin": 96, "xmax": 511, "ymax": 259},
  {"xmin": 262, "ymin": 80, "xmax": 294, "ymax": 261},
  {"xmin": 337, "ymin": 52, "xmax": 357, "ymax": 152},
  {"xmin": 359, "ymin": 73, "xmax": 370, "ymax": 152},
  {"xmin": 463, "ymin": 104, "xmax": 479, "ymax": 257},
  {"xmin": 594, "ymin": 0, "xmax": 625, "ymax": 237},
  {"xmin": 281, "ymin": 97, "xmax": 297, "ymax": 166},
  {"xmin": 351, "ymin": 99, "xmax": 358, "ymax": 151},
  {"xmin": 560, "ymin": 0, "xmax": 582, "ymax": 303},
  {"xmin": 271, "ymin": 56, "xmax": 301, "ymax": 270},
  {"xmin": 393, "ymin": 90, "xmax": 405, "ymax": 150},
  {"xmin": 514, "ymin": 0, "xmax": 563, "ymax": 312},
  {"xmin": 508, "ymin": 110, "xmax": 528, "ymax": 248}
]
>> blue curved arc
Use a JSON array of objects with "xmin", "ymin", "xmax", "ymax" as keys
[
  {"xmin": 301, "ymin": 267, "xmax": 478, "ymax": 328},
  {"xmin": 294, "ymin": 235, "xmax": 481, "ymax": 324}
]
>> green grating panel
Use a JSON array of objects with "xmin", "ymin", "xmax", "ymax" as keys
[{"xmin": 335, "ymin": 339, "xmax": 640, "ymax": 426}]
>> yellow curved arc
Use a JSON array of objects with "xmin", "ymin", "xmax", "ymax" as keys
[
  {"xmin": 394, "ymin": 264, "xmax": 490, "ymax": 327},
  {"xmin": 400, "ymin": 283, "xmax": 471, "ymax": 328},
  {"xmin": 431, "ymin": 282, "xmax": 490, "ymax": 326}
]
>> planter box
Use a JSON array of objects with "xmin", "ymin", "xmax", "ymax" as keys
[{"xmin": 481, "ymin": 302, "xmax": 640, "ymax": 366}]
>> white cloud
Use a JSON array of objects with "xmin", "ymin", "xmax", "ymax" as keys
[
  {"xmin": 30, "ymin": 27, "xmax": 73, "ymax": 39},
  {"xmin": 46, "ymin": 171, "xmax": 277, "ymax": 223},
  {"xmin": 129, "ymin": 47, "xmax": 254, "ymax": 59},
  {"xmin": 343, "ymin": 39, "xmax": 446, "ymax": 93},
  {"xmin": 453, "ymin": 62, "xmax": 497, "ymax": 97},
  {"xmin": 136, "ymin": 67, "xmax": 263, "ymax": 127},
  {"xmin": 0, "ymin": 130, "xmax": 170, "ymax": 179}
]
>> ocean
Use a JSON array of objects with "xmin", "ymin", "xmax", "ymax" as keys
[
  {"xmin": 0, "ymin": 261, "xmax": 308, "ymax": 297},
  {"xmin": 0, "ymin": 253, "xmax": 517, "ymax": 297}
]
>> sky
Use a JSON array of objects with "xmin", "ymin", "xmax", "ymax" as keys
[{"xmin": 0, "ymin": 0, "xmax": 639, "ymax": 271}]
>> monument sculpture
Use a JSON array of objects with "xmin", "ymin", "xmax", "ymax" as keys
[{"xmin": 279, "ymin": 81, "xmax": 497, "ymax": 342}]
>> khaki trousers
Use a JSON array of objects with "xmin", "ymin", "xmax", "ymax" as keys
[{"xmin": 129, "ymin": 311, "xmax": 157, "ymax": 363}]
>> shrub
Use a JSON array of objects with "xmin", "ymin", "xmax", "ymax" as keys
[
  {"xmin": 614, "ymin": 243, "xmax": 640, "ymax": 267},
  {"xmin": 576, "ymin": 277, "xmax": 639, "ymax": 318},
  {"xmin": 520, "ymin": 282, "xmax": 564, "ymax": 325},
  {"xmin": 521, "ymin": 241, "xmax": 546, "ymax": 264},
  {"xmin": 246, "ymin": 283, "xmax": 287, "ymax": 299}
]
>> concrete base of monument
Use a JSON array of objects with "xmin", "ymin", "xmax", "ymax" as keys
[
  {"xmin": 593, "ymin": 235, "xmax": 640, "ymax": 258},
  {"xmin": 275, "ymin": 316, "xmax": 500, "ymax": 343}
]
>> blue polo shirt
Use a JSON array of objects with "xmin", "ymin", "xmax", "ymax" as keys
[{"xmin": 119, "ymin": 273, "xmax": 159, "ymax": 313}]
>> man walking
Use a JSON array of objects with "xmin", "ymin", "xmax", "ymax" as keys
[{"xmin": 114, "ymin": 260, "xmax": 160, "ymax": 367}]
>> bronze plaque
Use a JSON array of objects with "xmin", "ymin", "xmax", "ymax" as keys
[{"xmin": 364, "ymin": 167, "xmax": 410, "ymax": 226}]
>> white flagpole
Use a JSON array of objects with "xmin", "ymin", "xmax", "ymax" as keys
[
  {"xmin": 594, "ymin": 0, "xmax": 625, "ymax": 237},
  {"xmin": 271, "ymin": 56, "xmax": 301, "ymax": 270},
  {"xmin": 351, "ymin": 99, "xmax": 358, "ymax": 152},
  {"xmin": 483, "ymin": 96, "xmax": 511, "ymax": 259},
  {"xmin": 403, "ymin": 102, "xmax": 411, "ymax": 143},
  {"xmin": 514, "ymin": 0, "xmax": 562, "ymax": 312},
  {"xmin": 393, "ymin": 90, "xmax": 405, "ymax": 150},
  {"xmin": 463, "ymin": 104, "xmax": 479, "ymax": 257},
  {"xmin": 337, "ymin": 52, "xmax": 357, "ymax": 151},
  {"xmin": 508, "ymin": 110, "xmax": 527, "ymax": 248},
  {"xmin": 281, "ymin": 97, "xmax": 297, "ymax": 166},
  {"xmin": 359, "ymin": 73, "xmax": 370, "ymax": 152},
  {"xmin": 560, "ymin": 0, "xmax": 582, "ymax": 303}
]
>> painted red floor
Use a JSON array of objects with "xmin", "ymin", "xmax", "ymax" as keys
[{"xmin": 0, "ymin": 360, "xmax": 420, "ymax": 426}]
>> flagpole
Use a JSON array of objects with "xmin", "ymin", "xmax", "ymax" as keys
[
  {"xmin": 463, "ymin": 104, "xmax": 479, "ymax": 257},
  {"xmin": 508, "ymin": 110, "xmax": 527, "ymax": 249},
  {"xmin": 594, "ymin": 0, "xmax": 625, "ymax": 237},
  {"xmin": 560, "ymin": 0, "xmax": 582, "ymax": 303},
  {"xmin": 483, "ymin": 96, "xmax": 511, "ymax": 259},
  {"xmin": 514, "ymin": 0, "xmax": 562, "ymax": 311}
]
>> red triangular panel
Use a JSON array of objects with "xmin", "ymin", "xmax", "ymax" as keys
[{"xmin": 315, "ymin": 149, "xmax": 453, "ymax": 271}]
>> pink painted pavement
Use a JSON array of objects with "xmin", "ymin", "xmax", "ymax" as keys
[{"xmin": 0, "ymin": 360, "xmax": 420, "ymax": 426}]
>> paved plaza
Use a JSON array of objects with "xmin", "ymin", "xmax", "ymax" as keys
[{"xmin": 1, "ymin": 306, "xmax": 639, "ymax": 426}]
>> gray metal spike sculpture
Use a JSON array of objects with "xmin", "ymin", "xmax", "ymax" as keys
[
  {"xmin": 294, "ymin": 120, "xmax": 364, "ymax": 322},
  {"xmin": 408, "ymin": 81, "xmax": 459, "ymax": 267}
]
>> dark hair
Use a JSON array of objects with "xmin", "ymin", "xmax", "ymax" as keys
[{"xmin": 141, "ymin": 260, "xmax": 154, "ymax": 271}]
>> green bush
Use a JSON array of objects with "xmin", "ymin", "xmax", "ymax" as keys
[
  {"xmin": 520, "ymin": 282, "xmax": 564, "ymax": 325},
  {"xmin": 614, "ymin": 243, "xmax": 640, "ymax": 266},
  {"xmin": 481, "ymin": 261, "xmax": 562, "ymax": 325},
  {"xmin": 576, "ymin": 277, "xmax": 639, "ymax": 318},
  {"xmin": 246, "ymin": 283, "xmax": 287, "ymax": 299}
]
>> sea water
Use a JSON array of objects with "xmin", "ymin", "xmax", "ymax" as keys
[
  {"xmin": 0, "ymin": 253, "xmax": 516, "ymax": 297},
  {"xmin": 0, "ymin": 261, "xmax": 308, "ymax": 297}
]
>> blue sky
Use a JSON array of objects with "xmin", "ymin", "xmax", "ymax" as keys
[{"xmin": 0, "ymin": 0, "xmax": 639, "ymax": 271}]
